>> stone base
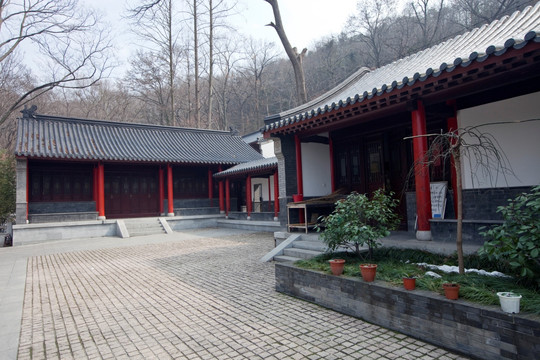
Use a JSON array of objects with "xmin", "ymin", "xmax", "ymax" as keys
[{"xmin": 416, "ymin": 230, "xmax": 432, "ymax": 241}]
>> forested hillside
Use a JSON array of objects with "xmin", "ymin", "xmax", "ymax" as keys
[{"xmin": 0, "ymin": 0, "xmax": 536, "ymax": 149}]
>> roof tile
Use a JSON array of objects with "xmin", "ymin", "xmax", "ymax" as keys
[{"xmin": 15, "ymin": 114, "xmax": 263, "ymax": 165}]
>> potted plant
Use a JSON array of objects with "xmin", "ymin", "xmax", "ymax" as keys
[
  {"xmin": 402, "ymin": 273, "xmax": 416, "ymax": 290},
  {"xmin": 328, "ymin": 259, "xmax": 346, "ymax": 276},
  {"xmin": 360, "ymin": 263, "xmax": 378, "ymax": 282},
  {"xmin": 443, "ymin": 282, "xmax": 460, "ymax": 300},
  {"xmin": 317, "ymin": 189, "xmax": 400, "ymax": 259},
  {"xmin": 497, "ymin": 292, "xmax": 522, "ymax": 314}
]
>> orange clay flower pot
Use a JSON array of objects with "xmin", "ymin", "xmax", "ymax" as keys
[
  {"xmin": 443, "ymin": 283, "xmax": 460, "ymax": 300},
  {"xmin": 359, "ymin": 264, "xmax": 377, "ymax": 282},
  {"xmin": 403, "ymin": 277, "xmax": 416, "ymax": 290},
  {"xmin": 329, "ymin": 259, "xmax": 345, "ymax": 276}
]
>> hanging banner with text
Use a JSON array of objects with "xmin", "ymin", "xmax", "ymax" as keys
[{"xmin": 430, "ymin": 181, "xmax": 448, "ymax": 219}]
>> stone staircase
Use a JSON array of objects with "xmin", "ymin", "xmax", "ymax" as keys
[
  {"xmin": 273, "ymin": 239, "xmax": 326, "ymax": 262},
  {"xmin": 265, "ymin": 232, "xmax": 365, "ymax": 263},
  {"xmin": 273, "ymin": 233, "xmax": 328, "ymax": 263},
  {"xmin": 123, "ymin": 218, "xmax": 167, "ymax": 237}
]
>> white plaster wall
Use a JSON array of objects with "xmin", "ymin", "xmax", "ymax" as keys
[
  {"xmin": 251, "ymin": 177, "xmax": 273, "ymax": 201},
  {"xmin": 260, "ymin": 140, "xmax": 275, "ymax": 158},
  {"xmin": 301, "ymin": 142, "xmax": 332, "ymax": 197},
  {"xmin": 458, "ymin": 91, "xmax": 540, "ymax": 189}
]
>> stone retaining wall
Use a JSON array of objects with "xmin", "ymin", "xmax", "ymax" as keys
[{"xmin": 275, "ymin": 263, "xmax": 540, "ymax": 360}]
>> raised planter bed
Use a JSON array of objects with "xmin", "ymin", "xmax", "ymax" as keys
[{"xmin": 275, "ymin": 263, "xmax": 540, "ymax": 360}]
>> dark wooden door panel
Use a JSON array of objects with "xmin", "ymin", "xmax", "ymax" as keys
[{"xmin": 105, "ymin": 167, "xmax": 159, "ymax": 218}]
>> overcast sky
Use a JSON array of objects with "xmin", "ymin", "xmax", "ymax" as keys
[{"xmin": 83, "ymin": 0, "xmax": 359, "ymax": 78}]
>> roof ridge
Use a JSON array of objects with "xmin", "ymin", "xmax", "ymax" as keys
[{"xmin": 28, "ymin": 113, "xmax": 234, "ymax": 136}]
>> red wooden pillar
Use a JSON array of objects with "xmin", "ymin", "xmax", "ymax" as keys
[
  {"xmin": 329, "ymin": 135, "xmax": 335, "ymax": 192},
  {"xmin": 26, "ymin": 161, "xmax": 29, "ymax": 222},
  {"xmin": 273, "ymin": 170, "xmax": 279, "ymax": 219},
  {"xmin": 294, "ymin": 134, "xmax": 303, "ymax": 197},
  {"xmin": 167, "ymin": 164, "xmax": 174, "ymax": 216},
  {"xmin": 218, "ymin": 165, "xmax": 224, "ymax": 213},
  {"xmin": 218, "ymin": 180, "xmax": 224, "ymax": 213},
  {"xmin": 447, "ymin": 101, "xmax": 459, "ymax": 218},
  {"xmin": 411, "ymin": 100, "xmax": 432, "ymax": 240},
  {"xmin": 267, "ymin": 177, "xmax": 272, "ymax": 211},
  {"xmin": 93, "ymin": 166, "xmax": 98, "ymax": 211},
  {"xmin": 246, "ymin": 175, "xmax": 252, "ymax": 218},
  {"xmin": 159, "ymin": 167, "xmax": 164, "ymax": 214},
  {"xmin": 208, "ymin": 168, "xmax": 213, "ymax": 206},
  {"xmin": 97, "ymin": 162, "xmax": 105, "ymax": 220},
  {"xmin": 225, "ymin": 178, "xmax": 230, "ymax": 216}
]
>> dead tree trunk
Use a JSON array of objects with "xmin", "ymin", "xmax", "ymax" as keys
[
  {"xmin": 264, "ymin": 0, "xmax": 308, "ymax": 104},
  {"xmin": 193, "ymin": 0, "xmax": 201, "ymax": 128}
]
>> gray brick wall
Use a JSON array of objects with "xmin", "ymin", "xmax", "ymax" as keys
[{"xmin": 275, "ymin": 263, "xmax": 540, "ymax": 360}]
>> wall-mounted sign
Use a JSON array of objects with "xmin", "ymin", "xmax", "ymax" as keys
[{"xmin": 430, "ymin": 181, "xmax": 448, "ymax": 219}]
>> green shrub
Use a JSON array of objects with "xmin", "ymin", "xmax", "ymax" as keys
[
  {"xmin": 0, "ymin": 151, "xmax": 16, "ymax": 224},
  {"xmin": 479, "ymin": 185, "xmax": 540, "ymax": 283},
  {"xmin": 316, "ymin": 189, "xmax": 400, "ymax": 259}
]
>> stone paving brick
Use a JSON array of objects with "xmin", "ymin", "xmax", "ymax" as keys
[{"xmin": 17, "ymin": 232, "xmax": 470, "ymax": 359}]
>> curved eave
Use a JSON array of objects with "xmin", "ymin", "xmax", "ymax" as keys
[
  {"xmin": 214, "ymin": 159, "xmax": 278, "ymax": 178},
  {"xmin": 264, "ymin": 33, "xmax": 540, "ymax": 136},
  {"xmin": 19, "ymin": 155, "xmax": 246, "ymax": 167}
]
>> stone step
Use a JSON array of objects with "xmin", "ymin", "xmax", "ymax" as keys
[
  {"xmin": 123, "ymin": 218, "xmax": 165, "ymax": 237},
  {"xmin": 217, "ymin": 219, "xmax": 282, "ymax": 232},
  {"xmin": 273, "ymin": 255, "xmax": 301, "ymax": 263},
  {"xmin": 293, "ymin": 240, "xmax": 327, "ymax": 252},
  {"xmin": 283, "ymin": 248, "xmax": 322, "ymax": 260},
  {"xmin": 175, "ymin": 207, "xmax": 220, "ymax": 216}
]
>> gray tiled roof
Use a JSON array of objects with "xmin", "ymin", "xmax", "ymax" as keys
[
  {"xmin": 214, "ymin": 157, "xmax": 277, "ymax": 177},
  {"xmin": 15, "ymin": 113, "xmax": 263, "ymax": 165},
  {"xmin": 264, "ymin": 3, "xmax": 540, "ymax": 131}
]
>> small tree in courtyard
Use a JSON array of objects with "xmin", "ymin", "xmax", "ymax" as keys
[
  {"xmin": 0, "ymin": 150, "xmax": 16, "ymax": 224},
  {"xmin": 317, "ymin": 189, "xmax": 400, "ymax": 259}
]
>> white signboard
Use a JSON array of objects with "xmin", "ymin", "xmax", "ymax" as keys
[{"xmin": 430, "ymin": 181, "xmax": 448, "ymax": 219}]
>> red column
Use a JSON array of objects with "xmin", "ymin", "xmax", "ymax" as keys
[
  {"xmin": 447, "ymin": 103, "xmax": 459, "ymax": 218},
  {"xmin": 295, "ymin": 134, "xmax": 303, "ymax": 197},
  {"xmin": 93, "ymin": 166, "xmax": 98, "ymax": 211},
  {"xmin": 97, "ymin": 162, "xmax": 105, "ymax": 219},
  {"xmin": 329, "ymin": 135, "xmax": 335, "ymax": 192},
  {"xmin": 412, "ymin": 100, "xmax": 432, "ymax": 240},
  {"xmin": 218, "ymin": 180, "xmax": 224, "ymax": 213},
  {"xmin": 267, "ymin": 177, "xmax": 272, "ymax": 211},
  {"xmin": 225, "ymin": 178, "xmax": 230, "ymax": 216},
  {"xmin": 159, "ymin": 167, "xmax": 164, "ymax": 214},
  {"xmin": 167, "ymin": 164, "xmax": 174, "ymax": 216},
  {"xmin": 26, "ymin": 161, "xmax": 29, "ymax": 221},
  {"xmin": 208, "ymin": 168, "xmax": 213, "ymax": 206},
  {"xmin": 218, "ymin": 165, "xmax": 224, "ymax": 213},
  {"xmin": 273, "ymin": 170, "xmax": 279, "ymax": 218},
  {"xmin": 246, "ymin": 175, "xmax": 252, "ymax": 218}
]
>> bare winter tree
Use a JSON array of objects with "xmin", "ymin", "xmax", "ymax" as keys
[
  {"xmin": 452, "ymin": 0, "xmax": 535, "ymax": 30},
  {"xmin": 347, "ymin": 0, "xmax": 395, "ymax": 68},
  {"xmin": 408, "ymin": 0, "xmax": 446, "ymax": 49},
  {"xmin": 128, "ymin": 0, "xmax": 184, "ymax": 126},
  {"xmin": 125, "ymin": 50, "xmax": 174, "ymax": 125},
  {"xmin": 263, "ymin": 0, "xmax": 308, "ymax": 105},
  {"xmin": 0, "ymin": 0, "xmax": 114, "ymax": 125},
  {"xmin": 406, "ymin": 125, "xmax": 514, "ymax": 274},
  {"xmin": 213, "ymin": 36, "xmax": 243, "ymax": 130},
  {"xmin": 239, "ymin": 38, "xmax": 278, "ymax": 121}
]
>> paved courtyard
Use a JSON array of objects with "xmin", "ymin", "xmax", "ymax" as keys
[{"xmin": 3, "ymin": 229, "xmax": 470, "ymax": 359}]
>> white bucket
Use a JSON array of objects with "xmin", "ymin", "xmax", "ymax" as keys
[{"xmin": 497, "ymin": 292, "xmax": 522, "ymax": 314}]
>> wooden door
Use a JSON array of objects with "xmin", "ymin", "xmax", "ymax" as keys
[
  {"xmin": 365, "ymin": 139, "xmax": 384, "ymax": 194},
  {"xmin": 105, "ymin": 166, "xmax": 159, "ymax": 218}
]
